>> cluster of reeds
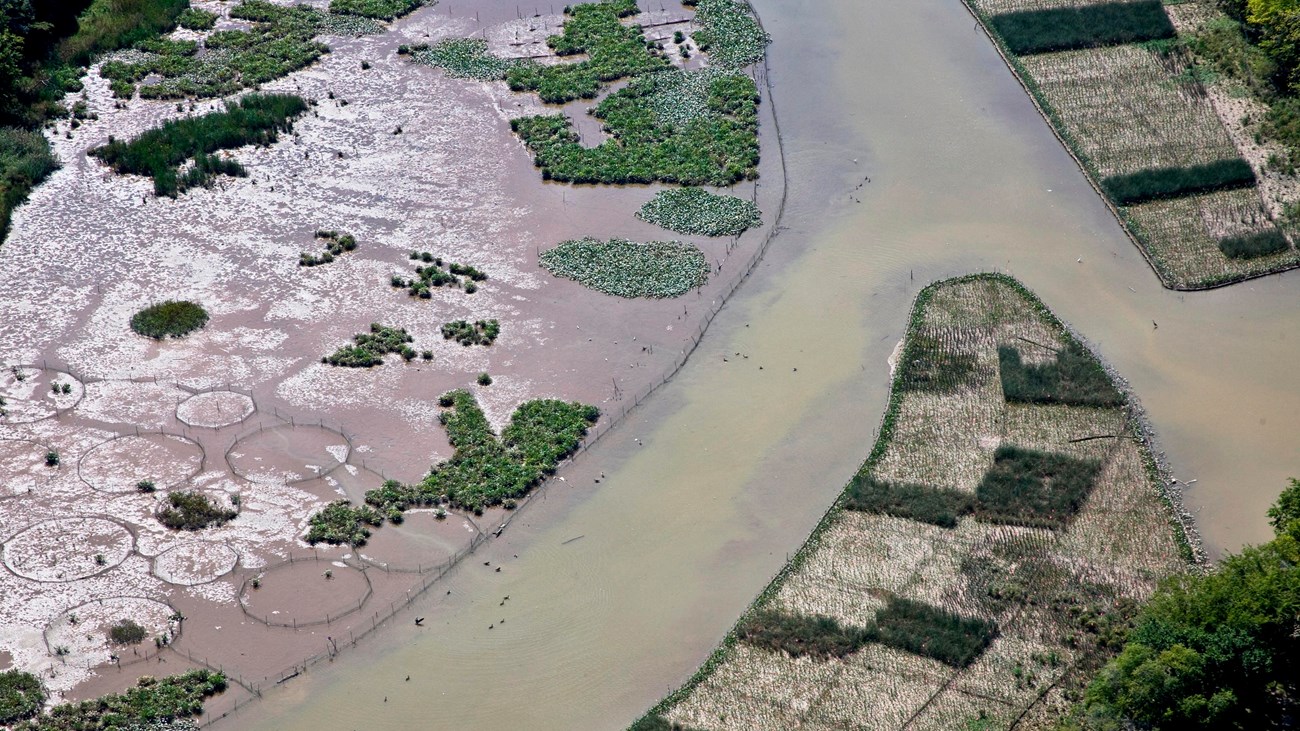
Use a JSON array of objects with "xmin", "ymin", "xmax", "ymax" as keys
[
  {"xmin": 9, "ymin": 670, "xmax": 226, "ymax": 731},
  {"xmin": 129, "ymin": 300, "xmax": 209, "ymax": 339},
  {"xmin": 299, "ymin": 229, "xmax": 358, "ymax": 267},
  {"xmin": 440, "ymin": 319, "xmax": 499, "ymax": 346},
  {"xmin": 305, "ymin": 499, "xmax": 384, "ymax": 546},
  {"xmin": 157, "ymin": 491, "xmax": 237, "ymax": 530},
  {"xmin": 323, "ymin": 323, "xmax": 416, "ymax": 367}
]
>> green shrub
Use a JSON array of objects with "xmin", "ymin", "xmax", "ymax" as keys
[
  {"xmin": 844, "ymin": 475, "xmax": 975, "ymax": 528},
  {"xmin": 540, "ymin": 237, "xmax": 709, "ymax": 298},
  {"xmin": 365, "ymin": 390, "xmax": 598, "ymax": 512},
  {"xmin": 628, "ymin": 717, "xmax": 703, "ymax": 731},
  {"xmin": 57, "ymin": 0, "xmax": 189, "ymax": 67},
  {"xmin": 176, "ymin": 8, "xmax": 217, "ymax": 31},
  {"xmin": 440, "ymin": 319, "xmax": 499, "ymax": 346},
  {"xmin": 90, "ymin": 94, "xmax": 308, "ymax": 196},
  {"xmin": 1100, "ymin": 158, "xmax": 1255, "ymax": 205},
  {"xmin": 636, "ymin": 187, "xmax": 761, "ymax": 237},
  {"xmin": 329, "ymin": 0, "xmax": 422, "ymax": 20},
  {"xmin": 158, "ymin": 491, "xmax": 237, "ymax": 530},
  {"xmin": 305, "ymin": 499, "xmax": 384, "ymax": 546},
  {"xmin": 737, "ymin": 609, "xmax": 873, "ymax": 659},
  {"xmin": 975, "ymin": 445, "xmax": 1102, "ymax": 529},
  {"xmin": 0, "ymin": 670, "xmax": 44, "ymax": 725},
  {"xmin": 300, "ymin": 229, "xmax": 358, "ymax": 266},
  {"xmin": 0, "ymin": 127, "xmax": 59, "ymax": 244},
  {"xmin": 109, "ymin": 619, "xmax": 147, "ymax": 645},
  {"xmin": 1218, "ymin": 228, "xmax": 1290, "ymax": 259},
  {"xmin": 136, "ymin": 480, "xmax": 156, "ymax": 493},
  {"xmin": 323, "ymin": 323, "xmax": 414, "ymax": 367},
  {"xmin": 998, "ymin": 343, "xmax": 1123, "ymax": 407},
  {"xmin": 12, "ymin": 669, "xmax": 226, "ymax": 730},
  {"xmin": 690, "ymin": 0, "xmax": 770, "ymax": 69},
  {"xmin": 130, "ymin": 300, "xmax": 209, "ymax": 339},
  {"xmin": 990, "ymin": 2, "xmax": 1175, "ymax": 55},
  {"xmin": 873, "ymin": 597, "xmax": 999, "ymax": 668},
  {"xmin": 477, "ymin": 372, "xmax": 492, "ymax": 386}
]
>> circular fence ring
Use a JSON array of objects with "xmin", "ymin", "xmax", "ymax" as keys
[
  {"xmin": 176, "ymin": 390, "xmax": 256, "ymax": 429},
  {"xmin": 0, "ymin": 365, "xmax": 85, "ymax": 424},
  {"xmin": 44, "ymin": 595, "xmax": 179, "ymax": 666},
  {"xmin": 152, "ymin": 540, "xmax": 240, "ymax": 586},
  {"xmin": 2, "ymin": 516, "xmax": 136, "ymax": 582},
  {"xmin": 78, "ymin": 432, "xmax": 204, "ymax": 495},
  {"xmin": 226, "ymin": 423, "xmax": 352, "ymax": 485},
  {"xmin": 239, "ymin": 557, "xmax": 372, "ymax": 628}
]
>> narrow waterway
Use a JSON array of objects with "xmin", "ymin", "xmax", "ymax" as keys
[{"xmin": 238, "ymin": 0, "xmax": 1300, "ymax": 728}]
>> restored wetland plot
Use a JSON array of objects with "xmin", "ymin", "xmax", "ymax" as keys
[{"xmin": 636, "ymin": 275, "xmax": 1193, "ymax": 731}]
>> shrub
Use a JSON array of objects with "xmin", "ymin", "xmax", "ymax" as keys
[
  {"xmin": 109, "ymin": 619, "xmax": 148, "ymax": 645},
  {"xmin": 136, "ymin": 479, "xmax": 157, "ymax": 493},
  {"xmin": 90, "ymin": 94, "xmax": 308, "ymax": 196},
  {"xmin": 44, "ymin": 450, "xmax": 59, "ymax": 466},
  {"xmin": 56, "ymin": 0, "xmax": 190, "ymax": 67},
  {"xmin": 636, "ymin": 187, "xmax": 761, "ymax": 237},
  {"xmin": 873, "ymin": 597, "xmax": 999, "ymax": 668},
  {"xmin": 844, "ymin": 475, "xmax": 975, "ymax": 529},
  {"xmin": 300, "ymin": 230, "xmax": 358, "ymax": 266},
  {"xmin": 440, "ymin": 319, "xmax": 499, "ymax": 346},
  {"xmin": 323, "ymin": 323, "xmax": 414, "ymax": 367},
  {"xmin": 11, "ymin": 669, "xmax": 226, "ymax": 730},
  {"xmin": 0, "ymin": 127, "xmax": 59, "ymax": 245},
  {"xmin": 540, "ymin": 237, "xmax": 709, "ymax": 298},
  {"xmin": 990, "ymin": 2, "xmax": 1176, "ymax": 55},
  {"xmin": 975, "ymin": 445, "xmax": 1102, "ymax": 529},
  {"xmin": 130, "ymin": 300, "xmax": 209, "ymax": 339},
  {"xmin": 176, "ymin": 8, "xmax": 217, "ymax": 31},
  {"xmin": 1219, "ymin": 228, "xmax": 1290, "ymax": 259},
  {"xmin": 305, "ymin": 499, "xmax": 384, "ymax": 546},
  {"xmin": 998, "ymin": 343, "xmax": 1123, "ymax": 407},
  {"xmin": 1100, "ymin": 158, "xmax": 1255, "ymax": 205},
  {"xmin": 158, "ymin": 491, "xmax": 237, "ymax": 530},
  {"xmin": 0, "ymin": 670, "xmax": 43, "ymax": 725},
  {"xmin": 477, "ymin": 372, "xmax": 493, "ymax": 386}
]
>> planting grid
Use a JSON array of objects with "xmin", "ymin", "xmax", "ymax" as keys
[
  {"xmin": 968, "ymin": 0, "xmax": 1300, "ymax": 287},
  {"xmin": 661, "ymin": 277, "xmax": 1187, "ymax": 731}
]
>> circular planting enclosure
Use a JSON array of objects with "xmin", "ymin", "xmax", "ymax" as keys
[
  {"xmin": 2, "ymin": 517, "xmax": 134, "ymax": 581},
  {"xmin": 79, "ymin": 433, "xmax": 203, "ymax": 494},
  {"xmin": 0, "ymin": 366, "xmax": 83, "ymax": 423},
  {"xmin": 75, "ymin": 381, "xmax": 191, "ymax": 430},
  {"xmin": 176, "ymin": 390, "xmax": 256, "ymax": 428},
  {"xmin": 227, "ymin": 425, "xmax": 349, "ymax": 484},
  {"xmin": 0, "ymin": 439, "xmax": 54, "ymax": 498},
  {"xmin": 44, "ymin": 596, "xmax": 176, "ymax": 664},
  {"xmin": 152, "ymin": 541, "xmax": 239, "ymax": 585},
  {"xmin": 357, "ymin": 510, "xmax": 479, "ymax": 571},
  {"xmin": 242, "ymin": 561, "xmax": 370, "ymax": 626}
]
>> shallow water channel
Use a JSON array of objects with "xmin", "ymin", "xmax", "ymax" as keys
[{"xmin": 238, "ymin": 0, "xmax": 1300, "ymax": 728}]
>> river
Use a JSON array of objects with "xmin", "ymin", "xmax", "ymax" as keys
[{"xmin": 236, "ymin": 0, "xmax": 1300, "ymax": 728}]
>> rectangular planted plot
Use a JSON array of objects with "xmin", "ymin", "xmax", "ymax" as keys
[
  {"xmin": 989, "ymin": 2, "xmax": 1175, "ymax": 55},
  {"xmin": 845, "ymin": 475, "xmax": 975, "ymax": 528},
  {"xmin": 998, "ymin": 342, "xmax": 1124, "ymax": 407},
  {"xmin": 1101, "ymin": 158, "xmax": 1256, "ymax": 205},
  {"xmin": 873, "ymin": 597, "xmax": 999, "ymax": 668},
  {"xmin": 665, "ymin": 643, "xmax": 841, "ymax": 731},
  {"xmin": 975, "ymin": 445, "xmax": 1103, "ymax": 529},
  {"xmin": 1019, "ymin": 45, "xmax": 1240, "ymax": 178},
  {"xmin": 872, "ymin": 388, "xmax": 1004, "ymax": 494},
  {"xmin": 798, "ymin": 644, "xmax": 951, "ymax": 731},
  {"xmin": 974, "ymin": 0, "xmax": 1149, "ymax": 14},
  {"xmin": 1125, "ymin": 186, "xmax": 1300, "ymax": 287}
]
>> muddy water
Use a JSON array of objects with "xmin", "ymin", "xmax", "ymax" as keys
[{"xmin": 238, "ymin": 0, "xmax": 1300, "ymax": 729}]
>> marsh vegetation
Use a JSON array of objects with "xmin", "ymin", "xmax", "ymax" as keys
[
  {"xmin": 323, "ymin": 324, "xmax": 416, "ymax": 367},
  {"xmin": 540, "ymin": 237, "xmax": 709, "ymax": 298},
  {"xmin": 130, "ymin": 300, "xmax": 209, "ymax": 339}
]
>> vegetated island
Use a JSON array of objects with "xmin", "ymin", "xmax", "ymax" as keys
[
  {"xmin": 633, "ymin": 274, "xmax": 1196, "ymax": 730},
  {"xmin": 964, "ymin": 0, "xmax": 1300, "ymax": 288},
  {"xmin": 1, "ymin": 668, "xmax": 226, "ymax": 729}
]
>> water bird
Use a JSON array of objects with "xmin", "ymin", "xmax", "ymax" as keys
[
  {"xmin": 414, "ymin": 617, "xmax": 424, "ymax": 626},
  {"xmin": 406, "ymin": 676, "xmax": 410, "ymax": 681}
]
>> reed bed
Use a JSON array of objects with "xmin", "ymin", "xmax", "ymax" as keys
[
  {"xmin": 634, "ymin": 275, "xmax": 1190, "ymax": 731},
  {"xmin": 973, "ymin": 0, "xmax": 1144, "ymax": 14}
]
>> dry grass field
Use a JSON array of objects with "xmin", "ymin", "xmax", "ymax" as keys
[{"xmin": 635, "ymin": 275, "xmax": 1193, "ymax": 731}]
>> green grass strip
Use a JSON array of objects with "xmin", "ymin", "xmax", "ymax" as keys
[
  {"xmin": 998, "ymin": 342, "xmax": 1124, "ymax": 408},
  {"xmin": 975, "ymin": 445, "xmax": 1103, "ymax": 530},
  {"xmin": 1100, "ymin": 158, "xmax": 1256, "ymax": 205},
  {"xmin": 844, "ymin": 475, "xmax": 974, "ymax": 529},
  {"xmin": 990, "ymin": 1, "xmax": 1175, "ymax": 55},
  {"xmin": 1219, "ymin": 228, "xmax": 1291, "ymax": 259}
]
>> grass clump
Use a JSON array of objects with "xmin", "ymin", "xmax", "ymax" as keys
[
  {"xmin": 90, "ymin": 93, "xmax": 308, "ymax": 196},
  {"xmin": 873, "ymin": 597, "xmax": 999, "ymax": 669},
  {"xmin": 844, "ymin": 475, "xmax": 974, "ymax": 529},
  {"xmin": 540, "ymin": 237, "xmax": 709, "ymax": 298},
  {"xmin": 1219, "ymin": 228, "xmax": 1290, "ymax": 259},
  {"xmin": 636, "ymin": 187, "xmax": 761, "ymax": 237},
  {"xmin": 1100, "ymin": 158, "xmax": 1256, "ymax": 205},
  {"xmin": 323, "ymin": 324, "xmax": 415, "ymax": 367},
  {"xmin": 130, "ymin": 300, "xmax": 209, "ymax": 339},
  {"xmin": 176, "ymin": 8, "xmax": 217, "ymax": 31},
  {"xmin": 511, "ymin": 69, "xmax": 760, "ymax": 185},
  {"xmin": 394, "ymin": 252, "xmax": 487, "ymax": 297},
  {"xmin": 158, "ymin": 491, "xmax": 237, "ymax": 530},
  {"xmin": 405, "ymin": 38, "xmax": 519, "ymax": 80},
  {"xmin": 504, "ymin": 0, "xmax": 667, "ymax": 104},
  {"xmin": 440, "ymin": 319, "xmax": 499, "ymax": 347},
  {"xmin": 329, "ymin": 0, "xmax": 423, "ymax": 20},
  {"xmin": 109, "ymin": 619, "xmax": 148, "ymax": 645},
  {"xmin": 0, "ymin": 128, "xmax": 59, "ymax": 245},
  {"xmin": 689, "ymin": 0, "xmax": 770, "ymax": 69},
  {"xmin": 305, "ymin": 499, "xmax": 383, "ymax": 546},
  {"xmin": 364, "ymin": 390, "xmax": 599, "ymax": 513},
  {"xmin": 12, "ymin": 669, "xmax": 226, "ymax": 731},
  {"xmin": 998, "ymin": 343, "xmax": 1124, "ymax": 408},
  {"xmin": 0, "ymin": 670, "xmax": 44, "ymax": 725},
  {"xmin": 299, "ymin": 229, "xmax": 358, "ymax": 267},
  {"xmin": 989, "ymin": 2, "xmax": 1175, "ymax": 56},
  {"xmin": 975, "ymin": 445, "xmax": 1103, "ymax": 529}
]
